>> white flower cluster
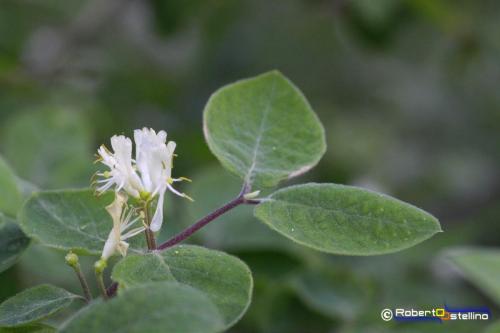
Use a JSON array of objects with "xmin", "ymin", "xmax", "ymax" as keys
[{"xmin": 95, "ymin": 128, "xmax": 191, "ymax": 259}]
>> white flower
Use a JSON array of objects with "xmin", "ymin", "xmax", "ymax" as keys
[
  {"xmin": 101, "ymin": 192, "xmax": 145, "ymax": 260},
  {"xmin": 134, "ymin": 128, "xmax": 177, "ymax": 231},
  {"xmin": 95, "ymin": 128, "xmax": 192, "ymax": 233},
  {"xmin": 95, "ymin": 135, "xmax": 142, "ymax": 197}
]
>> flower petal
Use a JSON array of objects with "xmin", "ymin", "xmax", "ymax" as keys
[{"xmin": 150, "ymin": 190, "xmax": 166, "ymax": 232}]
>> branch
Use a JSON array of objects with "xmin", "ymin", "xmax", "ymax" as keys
[
  {"xmin": 156, "ymin": 184, "xmax": 258, "ymax": 251},
  {"xmin": 106, "ymin": 185, "xmax": 260, "ymax": 298}
]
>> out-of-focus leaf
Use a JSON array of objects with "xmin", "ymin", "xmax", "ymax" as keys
[
  {"xmin": 0, "ymin": 157, "xmax": 23, "ymax": 217},
  {"xmin": 447, "ymin": 248, "xmax": 500, "ymax": 305},
  {"xmin": 235, "ymin": 250, "xmax": 303, "ymax": 281},
  {"xmin": 17, "ymin": 245, "xmax": 94, "ymax": 295},
  {"xmin": 484, "ymin": 320, "xmax": 500, "ymax": 333},
  {"xmin": 290, "ymin": 267, "xmax": 371, "ymax": 320},
  {"xmin": 15, "ymin": 178, "xmax": 38, "ymax": 200},
  {"xmin": 59, "ymin": 282, "xmax": 225, "ymax": 333},
  {"xmin": 2, "ymin": 108, "xmax": 93, "ymax": 188},
  {"xmin": 203, "ymin": 70, "xmax": 326, "ymax": 188},
  {"xmin": 19, "ymin": 189, "xmax": 143, "ymax": 255},
  {"xmin": 0, "ymin": 217, "xmax": 30, "ymax": 273},
  {"xmin": 0, "ymin": 285, "xmax": 81, "ymax": 327},
  {"xmin": 112, "ymin": 245, "xmax": 253, "ymax": 329},
  {"xmin": 0, "ymin": 323, "xmax": 56, "ymax": 333},
  {"xmin": 236, "ymin": 279, "xmax": 333, "ymax": 333},
  {"xmin": 254, "ymin": 183, "xmax": 441, "ymax": 255}
]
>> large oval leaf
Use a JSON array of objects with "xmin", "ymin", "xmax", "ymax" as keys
[
  {"xmin": 0, "ymin": 284, "xmax": 81, "ymax": 327},
  {"xmin": 0, "ymin": 216, "xmax": 30, "ymax": 273},
  {"xmin": 254, "ymin": 183, "xmax": 441, "ymax": 255},
  {"xmin": 447, "ymin": 248, "xmax": 500, "ymax": 305},
  {"xmin": 112, "ymin": 245, "xmax": 253, "ymax": 329},
  {"xmin": 60, "ymin": 282, "xmax": 225, "ymax": 333},
  {"xmin": 111, "ymin": 253, "xmax": 175, "ymax": 289},
  {"xmin": 19, "ymin": 189, "xmax": 144, "ymax": 255},
  {"xmin": 203, "ymin": 70, "xmax": 326, "ymax": 189},
  {"xmin": 0, "ymin": 157, "xmax": 23, "ymax": 217}
]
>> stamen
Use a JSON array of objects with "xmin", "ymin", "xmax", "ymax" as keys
[
  {"xmin": 167, "ymin": 183, "xmax": 194, "ymax": 202},
  {"xmin": 121, "ymin": 227, "xmax": 146, "ymax": 240},
  {"xmin": 171, "ymin": 177, "xmax": 192, "ymax": 183}
]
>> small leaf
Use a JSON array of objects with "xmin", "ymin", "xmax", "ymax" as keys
[
  {"xmin": 19, "ymin": 189, "xmax": 143, "ymax": 255},
  {"xmin": 254, "ymin": 183, "xmax": 441, "ymax": 255},
  {"xmin": 59, "ymin": 282, "xmax": 225, "ymax": 333},
  {"xmin": 0, "ymin": 323, "xmax": 56, "ymax": 333},
  {"xmin": 0, "ymin": 217, "xmax": 30, "ymax": 273},
  {"xmin": 447, "ymin": 248, "xmax": 500, "ymax": 305},
  {"xmin": 0, "ymin": 284, "xmax": 81, "ymax": 327},
  {"xmin": 0, "ymin": 157, "xmax": 23, "ymax": 217},
  {"xmin": 112, "ymin": 245, "xmax": 253, "ymax": 329},
  {"xmin": 203, "ymin": 70, "xmax": 326, "ymax": 188}
]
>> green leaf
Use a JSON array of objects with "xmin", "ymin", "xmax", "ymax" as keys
[
  {"xmin": 17, "ymin": 245, "xmax": 95, "ymax": 295},
  {"xmin": 447, "ymin": 248, "xmax": 500, "ymax": 305},
  {"xmin": 111, "ymin": 254, "xmax": 175, "ymax": 289},
  {"xmin": 60, "ymin": 282, "xmax": 225, "ymax": 333},
  {"xmin": 0, "ymin": 157, "xmax": 23, "ymax": 217},
  {"xmin": 162, "ymin": 245, "xmax": 253, "ymax": 328},
  {"xmin": 484, "ymin": 320, "xmax": 500, "ymax": 333},
  {"xmin": 240, "ymin": 280, "xmax": 333, "ymax": 333},
  {"xmin": 19, "ymin": 189, "xmax": 144, "ymax": 256},
  {"xmin": 254, "ymin": 183, "xmax": 441, "ymax": 255},
  {"xmin": 0, "ymin": 217, "xmax": 30, "ymax": 273},
  {"xmin": 290, "ymin": 267, "xmax": 371, "ymax": 320},
  {"xmin": 0, "ymin": 284, "xmax": 81, "ymax": 327},
  {"xmin": 203, "ymin": 70, "xmax": 326, "ymax": 188},
  {"xmin": 112, "ymin": 245, "xmax": 253, "ymax": 329},
  {"xmin": 0, "ymin": 324, "xmax": 56, "ymax": 333}
]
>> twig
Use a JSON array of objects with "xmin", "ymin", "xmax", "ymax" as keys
[
  {"xmin": 156, "ymin": 183, "xmax": 258, "ymax": 251},
  {"xmin": 94, "ymin": 259, "xmax": 108, "ymax": 300},
  {"xmin": 65, "ymin": 252, "xmax": 92, "ymax": 302}
]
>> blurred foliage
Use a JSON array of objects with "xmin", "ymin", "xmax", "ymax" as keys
[{"xmin": 0, "ymin": 0, "xmax": 499, "ymax": 331}]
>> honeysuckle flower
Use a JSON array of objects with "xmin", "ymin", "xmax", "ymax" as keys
[
  {"xmin": 96, "ymin": 135, "xmax": 142, "ymax": 197},
  {"xmin": 95, "ymin": 128, "xmax": 192, "ymax": 233},
  {"xmin": 101, "ymin": 192, "xmax": 145, "ymax": 260}
]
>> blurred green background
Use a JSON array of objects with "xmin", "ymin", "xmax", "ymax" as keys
[{"xmin": 1, "ymin": 0, "xmax": 499, "ymax": 332}]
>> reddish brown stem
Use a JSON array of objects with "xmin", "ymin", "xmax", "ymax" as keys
[{"xmin": 157, "ymin": 184, "xmax": 259, "ymax": 251}]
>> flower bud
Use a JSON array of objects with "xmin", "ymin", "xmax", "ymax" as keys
[
  {"xmin": 94, "ymin": 258, "xmax": 107, "ymax": 274},
  {"xmin": 65, "ymin": 252, "xmax": 79, "ymax": 268},
  {"xmin": 243, "ymin": 190, "xmax": 261, "ymax": 200}
]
